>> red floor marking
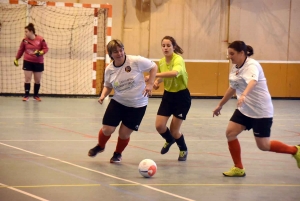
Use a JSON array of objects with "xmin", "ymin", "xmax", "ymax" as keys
[{"xmin": 39, "ymin": 124, "xmax": 96, "ymax": 138}]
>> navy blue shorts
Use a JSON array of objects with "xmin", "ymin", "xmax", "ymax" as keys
[
  {"xmin": 157, "ymin": 88, "xmax": 191, "ymax": 120},
  {"xmin": 230, "ymin": 109, "xmax": 273, "ymax": 138},
  {"xmin": 102, "ymin": 99, "xmax": 147, "ymax": 131}
]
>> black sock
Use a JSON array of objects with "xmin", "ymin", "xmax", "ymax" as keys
[
  {"xmin": 34, "ymin": 83, "xmax": 40, "ymax": 96},
  {"xmin": 159, "ymin": 127, "xmax": 174, "ymax": 143},
  {"xmin": 175, "ymin": 134, "xmax": 187, "ymax": 151},
  {"xmin": 24, "ymin": 83, "xmax": 30, "ymax": 96}
]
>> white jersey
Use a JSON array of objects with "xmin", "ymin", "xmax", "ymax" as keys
[
  {"xmin": 229, "ymin": 57, "xmax": 273, "ymax": 118},
  {"xmin": 104, "ymin": 55, "xmax": 156, "ymax": 107}
]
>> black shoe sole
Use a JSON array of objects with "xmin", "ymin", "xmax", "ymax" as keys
[
  {"xmin": 223, "ymin": 173, "xmax": 246, "ymax": 177},
  {"xmin": 88, "ymin": 148, "xmax": 104, "ymax": 157}
]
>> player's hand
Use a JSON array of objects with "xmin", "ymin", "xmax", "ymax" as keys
[
  {"xmin": 237, "ymin": 94, "xmax": 246, "ymax": 107},
  {"xmin": 14, "ymin": 59, "xmax": 19, "ymax": 67},
  {"xmin": 213, "ymin": 105, "xmax": 222, "ymax": 117},
  {"xmin": 142, "ymin": 84, "xmax": 153, "ymax": 97},
  {"xmin": 98, "ymin": 96, "xmax": 105, "ymax": 104},
  {"xmin": 153, "ymin": 81, "xmax": 159, "ymax": 90},
  {"xmin": 34, "ymin": 50, "xmax": 44, "ymax": 57},
  {"xmin": 144, "ymin": 75, "xmax": 149, "ymax": 82}
]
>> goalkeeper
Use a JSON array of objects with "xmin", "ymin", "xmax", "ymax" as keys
[{"xmin": 14, "ymin": 23, "xmax": 49, "ymax": 101}]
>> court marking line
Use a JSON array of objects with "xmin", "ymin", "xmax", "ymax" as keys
[
  {"xmin": 0, "ymin": 143, "xmax": 44, "ymax": 157},
  {"xmin": 0, "ymin": 184, "xmax": 101, "ymax": 188},
  {"xmin": 0, "ymin": 182, "xmax": 49, "ymax": 201},
  {"xmin": 110, "ymin": 183, "xmax": 300, "ymax": 187},
  {"xmin": 2, "ymin": 183, "xmax": 299, "ymax": 188},
  {"xmin": 40, "ymin": 123, "xmax": 95, "ymax": 138},
  {"xmin": 1, "ymin": 139, "xmax": 299, "ymax": 142},
  {"xmin": 2, "ymin": 116, "xmax": 300, "ymax": 120},
  {"xmin": 0, "ymin": 142, "xmax": 195, "ymax": 201}
]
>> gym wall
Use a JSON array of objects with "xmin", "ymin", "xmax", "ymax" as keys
[{"xmin": 30, "ymin": 0, "xmax": 300, "ymax": 98}]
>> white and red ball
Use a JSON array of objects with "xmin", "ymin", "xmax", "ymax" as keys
[{"xmin": 138, "ymin": 159, "xmax": 157, "ymax": 178}]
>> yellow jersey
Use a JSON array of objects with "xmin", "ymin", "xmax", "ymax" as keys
[{"xmin": 158, "ymin": 53, "xmax": 188, "ymax": 92}]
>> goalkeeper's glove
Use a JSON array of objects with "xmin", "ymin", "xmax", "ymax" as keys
[
  {"xmin": 14, "ymin": 59, "xmax": 19, "ymax": 67},
  {"xmin": 34, "ymin": 50, "xmax": 44, "ymax": 57}
]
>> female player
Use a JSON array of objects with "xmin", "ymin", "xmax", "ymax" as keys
[
  {"xmin": 146, "ymin": 36, "xmax": 191, "ymax": 161},
  {"xmin": 213, "ymin": 40, "xmax": 300, "ymax": 177},
  {"xmin": 88, "ymin": 39, "xmax": 157, "ymax": 163},
  {"xmin": 15, "ymin": 23, "xmax": 48, "ymax": 101}
]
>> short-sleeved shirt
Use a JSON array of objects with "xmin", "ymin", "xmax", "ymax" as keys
[
  {"xmin": 16, "ymin": 35, "xmax": 48, "ymax": 63},
  {"xmin": 229, "ymin": 57, "xmax": 273, "ymax": 118},
  {"xmin": 158, "ymin": 53, "xmax": 188, "ymax": 92},
  {"xmin": 104, "ymin": 55, "xmax": 156, "ymax": 108}
]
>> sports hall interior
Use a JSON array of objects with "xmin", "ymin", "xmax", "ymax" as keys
[{"xmin": 0, "ymin": 0, "xmax": 299, "ymax": 201}]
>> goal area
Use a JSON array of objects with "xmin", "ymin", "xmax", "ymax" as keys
[{"xmin": 0, "ymin": 0, "xmax": 112, "ymax": 96}]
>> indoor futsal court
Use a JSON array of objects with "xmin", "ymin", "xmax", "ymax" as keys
[{"xmin": 0, "ymin": 96, "xmax": 299, "ymax": 201}]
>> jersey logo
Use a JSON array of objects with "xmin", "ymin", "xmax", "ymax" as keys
[{"xmin": 125, "ymin": 66, "xmax": 131, "ymax": 72}]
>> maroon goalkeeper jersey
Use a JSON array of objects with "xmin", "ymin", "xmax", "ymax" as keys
[{"xmin": 16, "ymin": 35, "xmax": 49, "ymax": 63}]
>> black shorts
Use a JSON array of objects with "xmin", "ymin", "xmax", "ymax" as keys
[
  {"xmin": 102, "ymin": 99, "xmax": 147, "ymax": 131},
  {"xmin": 230, "ymin": 109, "xmax": 273, "ymax": 138},
  {"xmin": 157, "ymin": 88, "xmax": 191, "ymax": 120},
  {"xmin": 23, "ymin": 60, "xmax": 44, "ymax": 72}
]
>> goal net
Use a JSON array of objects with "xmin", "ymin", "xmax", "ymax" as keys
[{"xmin": 0, "ymin": 1, "xmax": 108, "ymax": 95}]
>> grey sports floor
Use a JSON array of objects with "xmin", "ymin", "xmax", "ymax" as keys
[{"xmin": 0, "ymin": 96, "xmax": 299, "ymax": 201}]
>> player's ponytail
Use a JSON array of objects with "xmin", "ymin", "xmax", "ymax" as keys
[
  {"xmin": 25, "ymin": 23, "xmax": 35, "ymax": 34},
  {"xmin": 246, "ymin": 45, "xmax": 254, "ymax": 56}
]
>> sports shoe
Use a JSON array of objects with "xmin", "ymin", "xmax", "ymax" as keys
[
  {"xmin": 110, "ymin": 152, "xmax": 122, "ymax": 163},
  {"xmin": 22, "ymin": 96, "xmax": 29, "ymax": 101},
  {"xmin": 34, "ymin": 96, "xmax": 42, "ymax": 101},
  {"xmin": 178, "ymin": 150, "xmax": 188, "ymax": 161},
  {"xmin": 88, "ymin": 145, "xmax": 104, "ymax": 157},
  {"xmin": 223, "ymin": 167, "xmax": 246, "ymax": 177},
  {"xmin": 161, "ymin": 139, "xmax": 175, "ymax": 154},
  {"xmin": 293, "ymin": 145, "xmax": 300, "ymax": 168}
]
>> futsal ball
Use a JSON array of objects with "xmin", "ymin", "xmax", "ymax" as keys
[{"xmin": 138, "ymin": 159, "xmax": 157, "ymax": 178}]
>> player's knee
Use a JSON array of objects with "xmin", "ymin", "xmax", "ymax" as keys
[
  {"xmin": 169, "ymin": 127, "xmax": 180, "ymax": 136},
  {"xmin": 118, "ymin": 133, "xmax": 130, "ymax": 139},
  {"xmin": 155, "ymin": 124, "xmax": 166, "ymax": 134},
  {"xmin": 256, "ymin": 143, "xmax": 269, "ymax": 151},
  {"xmin": 225, "ymin": 130, "xmax": 238, "ymax": 140},
  {"xmin": 102, "ymin": 127, "xmax": 114, "ymax": 136}
]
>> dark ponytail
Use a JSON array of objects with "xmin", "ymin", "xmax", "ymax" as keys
[
  {"xmin": 161, "ymin": 36, "xmax": 184, "ymax": 54},
  {"xmin": 25, "ymin": 23, "xmax": 35, "ymax": 34},
  {"xmin": 228, "ymin": 41, "xmax": 254, "ymax": 56},
  {"xmin": 246, "ymin": 45, "xmax": 254, "ymax": 56}
]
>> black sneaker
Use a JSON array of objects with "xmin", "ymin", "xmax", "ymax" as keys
[
  {"xmin": 88, "ymin": 145, "xmax": 104, "ymax": 157},
  {"xmin": 161, "ymin": 140, "xmax": 175, "ymax": 154},
  {"xmin": 178, "ymin": 151, "xmax": 188, "ymax": 161},
  {"xmin": 110, "ymin": 152, "xmax": 122, "ymax": 163}
]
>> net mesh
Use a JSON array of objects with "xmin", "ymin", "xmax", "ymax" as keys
[{"xmin": 0, "ymin": 2, "xmax": 107, "ymax": 95}]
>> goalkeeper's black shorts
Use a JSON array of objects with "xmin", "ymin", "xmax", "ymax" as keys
[{"xmin": 23, "ymin": 60, "xmax": 44, "ymax": 72}]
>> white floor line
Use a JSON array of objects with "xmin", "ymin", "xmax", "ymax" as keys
[
  {"xmin": 0, "ymin": 182, "xmax": 49, "ymax": 201},
  {"xmin": 0, "ymin": 142, "xmax": 195, "ymax": 201},
  {"xmin": 0, "ymin": 143, "xmax": 44, "ymax": 156}
]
